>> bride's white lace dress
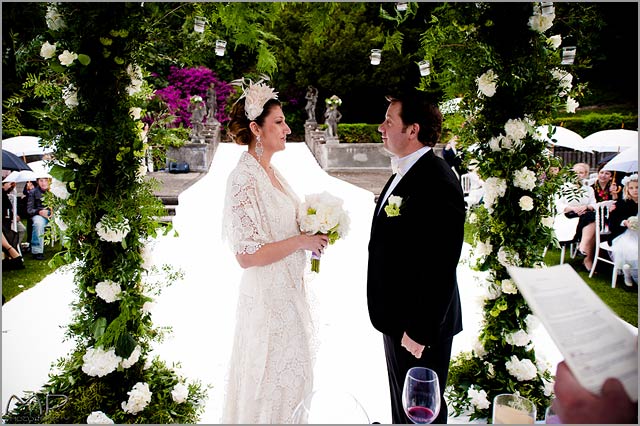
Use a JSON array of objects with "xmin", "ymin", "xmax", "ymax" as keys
[{"xmin": 221, "ymin": 152, "xmax": 316, "ymax": 424}]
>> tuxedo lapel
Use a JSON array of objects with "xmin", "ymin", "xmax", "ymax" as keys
[{"xmin": 373, "ymin": 174, "xmax": 396, "ymax": 219}]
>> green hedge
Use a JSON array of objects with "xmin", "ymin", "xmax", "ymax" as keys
[
  {"xmin": 552, "ymin": 112, "xmax": 638, "ymax": 136},
  {"xmin": 335, "ymin": 123, "xmax": 381, "ymax": 143}
]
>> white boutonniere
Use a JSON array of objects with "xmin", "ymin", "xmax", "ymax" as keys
[{"xmin": 384, "ymin": 195, "xmax": 403, "ymax": 217}]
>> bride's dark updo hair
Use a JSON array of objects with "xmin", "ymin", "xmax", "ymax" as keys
[{"xmin": 227, "ymin": 98, "xmax": 282, "ymax": 146}]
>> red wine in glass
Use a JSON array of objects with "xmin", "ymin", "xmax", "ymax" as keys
[
  {"xmin": 402, "ymin": 367, "xmax": 441, "ymax": 424},
  {"xmin": 407, "ymin": 406, "xmax": 436, "ymax": 423}
]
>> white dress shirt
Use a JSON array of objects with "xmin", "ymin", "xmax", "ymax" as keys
[{"xmin": 378, "ymin": 145, "xmax": 432, "ymax": 215}]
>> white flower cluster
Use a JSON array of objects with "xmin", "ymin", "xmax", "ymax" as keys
[
  {"xmin": 58, "ymin": 49, "xmax": 78, "ymax": 67},
  {"xmin": 547, "ymin": 34, "xmax": 562, "ymax": 49},
  {"xmin": 40, "ymin": 41, "xmax": 57, "ymax": 59},
  {"xmin": 299, "ymin": 191, "xmax": 350, "ymax": 238},
  {"xmin": 87, "ymin": 411, "xmax": 114, "ymax": 424},
  {"xmin": 565, "ymin": 97, "xmax": 579, "ymax": 113},
  {"xmin": 120, "ymin": 345, "xmax": 142, "ymax": 369},
  {"xmin": 498, "ymin": 247, "xmax": 521, "ymax": 268},
  {"xmin": 541, "ymin": 216, "xmax": 555, "ymax": 228},
  {"xmin": 467, "ymin": 385, "xmax": 490, "ymax": 410},
  {"xmin": 550, "ymin": 68, "xmax": 573, "ymax": 96},
  {"xmin": 474, "ymin": 239, "xmax": 493, "ymax": 259},
  {"xmin": 63, "ymin": 84, "xmax": 79, "ymax": 108},
  {"xmin": 528, "ymin": 5, "xmax": 555, "ymax": 33},
  {"xmin": 95, "ymin": 280, "xmax": 122, "ymax": 303},
  {"xmin": 486, "ymin": 281, "xmax": 502, "ymax": 300},
  {"xmin": 473, "ymin": 338, "xmax": 487, "ymax": 358},
  {"xmin": 82, "ymin": 346, "xmax": 121, "ymax": 377},
  {"xmin": 49, "ymin": 178, "xmax": 70, "ymax": 199},
  {"xmin": 45, "ymin": 5, "xmax": 66, "ymax": 31},
  {"xmin": 505, "ymin": 329, "xmax": 531, "ymax": 347},
  {"xmin": 127, "ymin": 64, "xmax": 144, "ymax": 96},
  {"xmin": 519, "ymin": 195, "xmax": 534, "ymax": 211},
  {"xmin": 243, "ymin": 82, "xmax": 279, "ymax": 121},
  {"xmin": 96, "ymin": 214, "xmax": 131, "ymax": 243},
  {"xmin": 501, "ymin": 278, "xmax": 518, "ymax": 295},
  {"xmin": 476, "ymin": 69, "xmax": 498, "ymax": 97},
  {"xmin": 121, "ymin": 382, "xmax": 152, "ymax": 415},
  {"xmin": 504, "ymin": 118, "xmax": 528, "ymax": 142},
  {"xmin": 513, "ymin": 167, "xmax": 537, "ymax": 191},
  {"xmin": 482, "ymin": 177, "xmax": 507, "ymax": 212},
  {"xmin": 171, "ymin": 382, "xmax": 190, "ymax": 403},
  {"xmin": 505, "ymin": 355, "xmax": 538, "ymax": 381}
]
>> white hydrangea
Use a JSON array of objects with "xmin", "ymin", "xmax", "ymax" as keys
[
  {"xmin": 505, "ymin": 355, "xmax": 538, "ymax": 381},
  {"xmin": 40, "ymin": 41, "xmax": 57, "ymax": 59},
  {"xmin": 96, "ymin": 215, "xmax": 131, "ymax": 243},
  {"xmin": 45, "ymin": 5, "xmax": 66, "ymax": 31},
  {"xmin": 525, "ymin": 314, "xmax": 540, "ymax": 332},
  {"xmin": 506, "ymin": 329, "xmax": 531, "ymax": 347},
  {"xmin": 63, "ymin": 85, "xmax": 79, "ymax": 108},
  {"xmin": 547, "ymin": 34, "xmax": 562, "ymax": 49},
  {"xmin": 528, "ymin": 12, "xmax": 554, "ymax": 33},
  {"xmin": 566, "ymin": 97, "xmax": 579, "ymax": 113},
  {"xmin": 120, "ymin": 345, "xmax": 142, "ymax": 369},
  {"xmin": 474, "ymin": 239, "xmax": 493, "ymax": 259},
  {"xmin": 501, "ymin": 278, "xmax": 519, "ymax": 294},
  {"xmin": 467, "ymin": 385, "xmax": 490, "ymax": 410},
  {"xmin": 504, "ymin": 118, "xmax": 528, "ymax": 142},
  {"xmin": 58, "ymin": 49, "xmax": 78, "ymax": 67},
  {"xmin": 519, "ymin": 195, "xmax": 534, "ymax": 211},
  {"xmin": 483, "ymin": 177, "xmax": 507, "ymax": 209},
  {"xmin": 513, "ymin": 167, "xmax": 537, "ymax": 191},
  {"xmin": 121, "ymin": 382, "xmax": 152, "ymax": 415},
  {"xmin": 126, "ymin": 64, "xmax": 144, "ymax": 96},
  {"xmin": 95, "ymin": 280, "xmax": 122, "ymax": 303},
  {"xmin": 473, "ymin": 339, "xmax": 487, "ymax": 358},
  {"xmin": 49, "ymin": 178, "xmax": 70, "ymax": 199},
  {"xmin": 82, "ymin": 346, "xmax": 121, "ymax": 377},
  {"xmin": 171, "ymin": 382, "xmax": 189, "ymax": 404},
  {"xmin": 87, "ymin": 411, "xmax": 114, "ymax": 424},
  {"xmin": 476, "ymin": 69, "xmax": 498, "ymax": 97},
  {"xmin": 541, "ymin": 216, "xmax": 555, "ymax": 228}
]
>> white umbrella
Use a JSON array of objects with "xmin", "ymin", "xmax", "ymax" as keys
[
  {"xmin": 582, "ymin": 129, "xmax": 638, "ymax": 152},
  {"xmin": 535, "ymin": 125, "xmax": 592, "ymax": 152},
  {"xmin": 3, "ymin": 169, "xmax": 38, "ymax": 183},
  {"xmin": 602, "ymin": 145, "xmax": 638, "ymax": 173},
  {"xmin": 26, "ymin": 160, "xmax": 53, "ymax": 179},
  {"xmin": 2, "ymin": 136, "xmax": 54, "ymax": 157}
]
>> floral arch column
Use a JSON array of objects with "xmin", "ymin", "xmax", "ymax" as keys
[{"xmin": 418, "ymin": 3, "xmax": 582, "ymax": 420}]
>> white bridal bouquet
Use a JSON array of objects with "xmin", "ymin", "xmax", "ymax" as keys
[{"xmin": 299, "ymin": 191, "xmax": 350, "ymax": 273}]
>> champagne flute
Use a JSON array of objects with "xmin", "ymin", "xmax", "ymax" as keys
[{"xmin": 402, "ymin": 367, "xmax": 441, "ymax": 424}]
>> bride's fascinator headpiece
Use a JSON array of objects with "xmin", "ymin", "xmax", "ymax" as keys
[{"xmin": 231, "ymin": 75, "xmax": 279, "ymax": 121}]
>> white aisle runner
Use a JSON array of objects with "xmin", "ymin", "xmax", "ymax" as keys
[{"xmin": 2, "ymin": 142, "xmax": 563, "ymax": 424}]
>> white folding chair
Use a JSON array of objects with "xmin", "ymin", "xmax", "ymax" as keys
[
  {"xmin": 589, "ymin": 200, "xmax": 618, "ymax": 287},
  {"xmin": 460, "ymin": 173, "xmax": 472, "ymax": 195},
  {"xmin": 551, "ymin": 213, "xmax": 579, "ymax": 264}
]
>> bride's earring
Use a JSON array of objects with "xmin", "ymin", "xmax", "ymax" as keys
[{"xmin": 255, "ymin": 135, "xmax": 264, "ymax": 161}]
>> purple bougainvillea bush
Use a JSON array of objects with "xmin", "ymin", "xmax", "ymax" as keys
[{"xmin": 155, "ymin": 66, "xmax": 235, "ymax": 128}]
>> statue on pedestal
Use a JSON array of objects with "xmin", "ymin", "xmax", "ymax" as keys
[
  {"xmin": 324, "ymin": 95, "xmax": 342, "ymax": 139},
  {"xmin": 305, "ymin": 85, "xmax": 318, "ymax": 123},
  {"xmin": 189, "ymin": 95, "xmax": 206, "ymax": 143},
  {"xmin": 206, "ymin": 83, "xmax": 219, "ymax": 125}
]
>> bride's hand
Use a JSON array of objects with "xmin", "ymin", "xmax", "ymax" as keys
[{"xmin": 299, "ymin": 233, "xmax": 329, "ymax": 254}]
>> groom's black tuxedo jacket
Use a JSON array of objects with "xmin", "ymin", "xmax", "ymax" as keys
[{"xmin": 367, "ymin": 149, "xmax": 465, "ymax": 346}]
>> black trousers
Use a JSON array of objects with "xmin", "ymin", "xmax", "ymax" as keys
[{"xmin": 383, "ymin": 334, "xmax": 454, "ymax": 424}]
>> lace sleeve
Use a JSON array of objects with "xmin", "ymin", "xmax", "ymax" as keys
[{"xmin": 222, "ymin": 169, "xmax": 269, "ymax": 255}]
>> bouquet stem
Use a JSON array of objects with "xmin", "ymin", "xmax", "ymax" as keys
[{"xmin": 311, "ymin": 252, "xmax": 321, "ymax": 273}]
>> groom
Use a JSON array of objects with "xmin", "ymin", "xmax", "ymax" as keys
[{"xmin": 367, "ymin": 93, "xmax": 465, "ymax": 424}]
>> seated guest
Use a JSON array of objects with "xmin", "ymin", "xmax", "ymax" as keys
[
  {"xmin": 571, "ymin": 162, "xmax": 590, "ymax": 186},
  {"xmin": 592, "ymin": 162, "xmax": 620, "ymax": 202},
  {"xmin": 26, "ymin": 176, "xmax": 52, "ymax": 261},
  {"xmin": 2, "ymin": 231, "xmax": 24, "ymax": 270},
  {"xmin": 2, "ymin": 180, "xmax": 26, "ymax": 246},
  {"xmin": 608, "ymin": 174, "xmax": 638, "ymax": 286},
  {"xmin": 442, "ymin": 136, "xmax": 466, "ymax": 180},
  {"xmin": 555, "ymin": 164, "xmax": 597, "ymax": 271}
]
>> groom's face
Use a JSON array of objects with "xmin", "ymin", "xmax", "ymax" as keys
[{"xmin": 378, "ymin": 102, "xmax": 410, "ymax": 157}]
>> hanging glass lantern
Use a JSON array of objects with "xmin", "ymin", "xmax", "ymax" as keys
[
  {"xmin": 540, "ymin": 2, "xmax": 555, "ymax": 16},
  {"xmin": 370, "ymin": 49, "xmax": 382, "ymax": 66},
  {"xmin": 418, "ymin": 60, "xmax": 431, "ymax": 76},
  {"xmin": 395, "ymin": 2, "xmax": 408, "ymax": 12},
  {"xmin": 561, "ymin": 46, "xmax": 576, "ymax": 65},
  {"xmin": 215, "ymin": 39, "xmax": 227, "ymax": 56},
  {"xmin": 193, "ymin": 16, "xmax": 206, "ymax": 33}
]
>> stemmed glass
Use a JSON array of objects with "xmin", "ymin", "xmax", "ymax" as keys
[{"xmin": 402, "ymin": 367, "xmax": 441, "ymax": 424}]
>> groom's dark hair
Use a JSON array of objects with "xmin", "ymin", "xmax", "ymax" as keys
[{"xmin": 385, "ymin": 93, "xmax": 442, "ymax": 147}]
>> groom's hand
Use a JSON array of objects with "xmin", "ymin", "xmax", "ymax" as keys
[{"xmin": 401, "ymin": 332, "xmax": 425, "ymax": 359}]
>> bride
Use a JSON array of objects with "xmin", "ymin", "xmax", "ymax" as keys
[{"xmin": 220, "ymin": 78, "xmax": 329, "ymax": 423}]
